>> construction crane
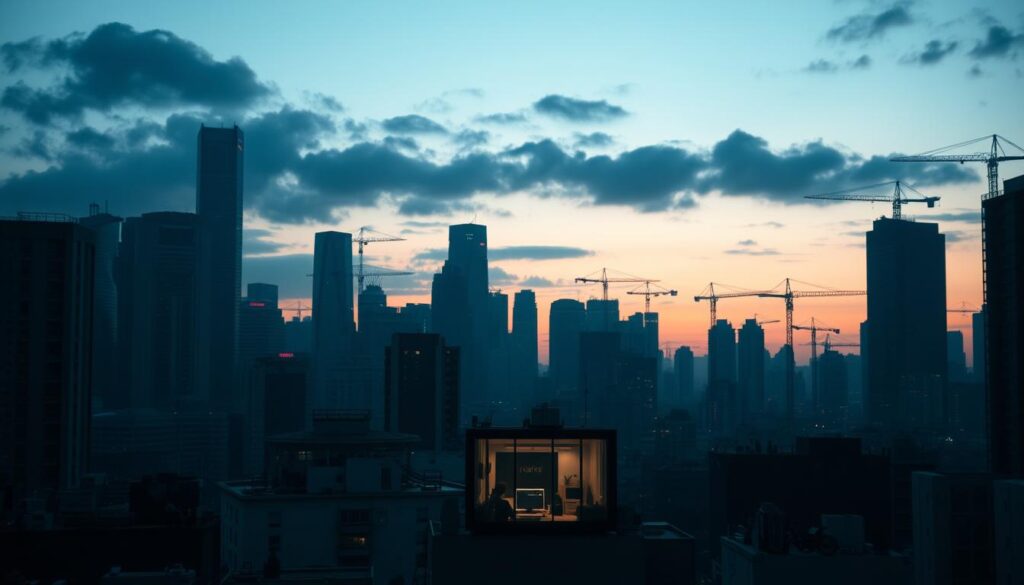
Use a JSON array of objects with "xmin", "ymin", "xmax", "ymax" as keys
[
  {"xmin": 355, "ymin": 227, "xmax": 405, "ymax": 293},
  {"xmin": 758, "ymin": 278, "xmax": 865, "ymax": 422},
  {"xmin": 360, "ymin": 266, "xmax": 414, "ymax": 289},
  {"xmin": 820, "ymin": 334, "xmax": 859, "ymax": 354},
  {"xmin": 892, "ymin": 135, "xmax": 1024, "ymax": 300},
  {"xmin": 283, "ymin": 301, "xmax": 311, "ymax": 320},
  {"xmin": 891, "ymin": 134, "xmax": 1024, "ymax": 203},
  {"xmin": 804, "ymin": 180, "xmax": 939, "ymax": 220},
  {"xmin": 793, "ymin": 319, "xmax": 840, "ymax": 418},
  {"xmin": 946, "ymin": 301, "xmax": 978, "ymax": 314},
  {"xmin": 627, "ymin": 281, "xmax": 678, "ymax": 315},
  {"xmin": 758, "ymin": 319, "xmax": 780, "ymax": 326},
  {"xmin": 693, "ymin": 283, "xmax": 768, "ymax": 329},
  {"xmin": 575, "ymin": 268, "xmax": 650, "ymax": 301}
]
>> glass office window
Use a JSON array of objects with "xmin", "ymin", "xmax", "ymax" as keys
[{"xmin": 473, "ymin": 435, "xmax": 608, "ymax": 525}]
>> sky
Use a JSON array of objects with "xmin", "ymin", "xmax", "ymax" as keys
[{"xmin": 2, "ymin": 0, "xmax": 1023, "ymax": 366}]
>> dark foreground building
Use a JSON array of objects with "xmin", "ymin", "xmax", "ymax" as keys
[
  {"xmin": 0, "ymin": 216, "xmax": 94, "ymax": 522},
  {"xmin": 984, "ymin": 173, "xmax": 1024, "ymax": 476}
]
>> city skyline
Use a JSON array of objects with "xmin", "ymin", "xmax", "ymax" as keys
[{"xmin": 2, "ymin": 2, "xmax": 1023, "ymax": 365}]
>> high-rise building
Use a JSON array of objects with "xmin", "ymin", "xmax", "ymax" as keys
[
  {"xmin": 549, "ymin": 299, "xmax": 586, "ymax": 395},
  {"xmin": 1, "ymin": 217, "xmax": 95, "ymax": 518},
  {"xmin": 912, "ymin": 472, "xmax": 994, "ymax": 585},
  {"xmin": 246, "ymin": 353, "xmax": 308, "ymax": 475},
  {"xmin": 817, "ymin": 349, "xmax": 848, "ymax": 430},
  {"xmin": 356, "ymin": 284, "xmax": 422, "ymax": 428},
  {"xmin": 237, "ymin": 283, "xmax": 285, "ymax": 411},
  {"xmin": 384, "ymin": 333, "xmax": 460, "ymax": 453},
  {"xmin": 673, "ymin": 346, "xmax": 695, "ymax": 408},
  {"xmin": 284, "ymin": 315, "xmax": 313, "ymax": 353},
  {"xmin": 737, "ymin": 319, "xmax": 765, "ymax": 423},
  {"xmin": 865, "ymin": 218, "xmax": 947, "ymax": 433},
  {"xmin": 586, "ymin": 299, "xmax": 620, "ymax": 332},
  {"xmin": 79, "ymin": 207, "xmax": 122, "ymax": 410},
  {"xmin": 983, "ymin": 174, "xmax": 1024, "ymax": 476},
  {"xmin": 311, "ymin": 231, "xmax": 355, "ymax": 410},
  {"xmin": 512, "ymin": 289, "xmax": 538, "ymax": 401},
  {"xmin": 579, "ymin": 332, "xmax": 622, "ymax": 428},
  {"xmin": 707, "ymin": 319, "xmax": 737, "ymax": 433},
  {"xmin": 972, "ymin": 306, "xmax": 986, "ymax": 385},
  {"xmin": 116, "ymin": 212, "xmax": 199, "ymax": 410},
  {"xmin": 946, "ymin": 331, "xmax": 968, "ymax": 384},
  {"xmin": 446, "ymin": 224, "xmax": 490, "ymax": 407},
  {"xmin": 194, "ymin": 125, "xmax": 243, "ymax": 413}
]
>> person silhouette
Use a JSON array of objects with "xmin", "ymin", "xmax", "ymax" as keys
[{"xmin": 487, "ymin": 483, "xmax": 514, "ymax": 522}]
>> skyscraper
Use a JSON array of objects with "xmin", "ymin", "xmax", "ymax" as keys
[
  {"xmin": 442, "ymin": 224, "xmax": 489, "ymax": 409},
  {"xmin": 117, "ymin": 212, "xmax": 199, "ymax": 410},
  {"xmin": 972, "ymin": 306, "xmax": 986, "ymax": 385},
  {"xmin": 586, "ymin": 299, "xmax": 620, "ymax": 332},
  {"xmin": 238, "ymin": 283, "xmax": 285, "ymax": 410},
  {"xmin": 195, "ymin": 125, "xmax": 243, "ymax": 413},
  {"xmin": 707, "ymin": 319, "xmax": 737, "ymax": 433},
  {"xmin": 246, "ymin": 353, "xmax": 308, "ymax": 475},
  {"xmin": 312, "ymin": 231, "xmax": 355, "ymax": 409},
  {"xmin": 512, "ymin": 289, "xmax": 538, "ymax": 401},
  {"xmin": 737, "ymin": 318, "xmax": 765, "ymax": 423},
  {"xmin": 817, "ymin": 349, "xmax": 848, "ymax": 430},
  {"xmin": 549, "ymin": 299, "xmax": 586, "ymax": 395},
  {"xmin": 673, "ymin": 346, "xmax": 695, "ymax": 408},
  {"xmin": 384, "ymin": 333, "xmax": 460, "ymax": 453},
  {"xmin": 946, "ymin": 331, "xmax": 968, "ymax": 384},
  {"xmin": 865, "ymin": 218, "xmax": 947, "ymax": 433},
  {"xmin": 983, "ymin": 174, "xmax": 1024, "ymax": 475},
  {"xmin": 79, "ymin": 207, "xmax": 122, "ymax": 409},
  {"xmin": 1, "ymin": 217, "xmax": 95, "ymax": 518}
]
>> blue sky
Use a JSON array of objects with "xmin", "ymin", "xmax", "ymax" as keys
[{"xmin": 1, "ymin": 0, "xmax": 1022, "ymax": 360}]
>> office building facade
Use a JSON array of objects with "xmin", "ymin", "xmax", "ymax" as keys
[
  {"xmin": 384, "ymin": 333, "xmax": 460, "ymax": 453},
  {"xmin": 195, "ymin": 125, "xmax": 244, "ymax": 412},
  {"xmin": 311, "ymin": 231, "xmax": 355, "ymax": 410}
]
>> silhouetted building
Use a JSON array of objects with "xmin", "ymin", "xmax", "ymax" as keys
[
  {"xmin": 865, "ymin": 218, "xmax": 947, "ymax": 433},
  {"xmin": 707, "ymin": 319, "xmax": 737, "ymax": 433},
  {"xmin": 431, "ymin": 261, "xmax": 470, "ymax": 418},
  {"xmin": 947, "ymin": 330, "xmax": 968, "ymax": 383},
  {"xmin": 400, "ymin": 302, "xmax": 431, "ymax": 333},
  {"xmin": 195, "ymin": 125, "xmax": 243, "ymax": 413},
  {"xmin": 384, "ymin": 333, "xmax": 460, "ymax": 453},
  {"xmin": 1, "ymin": 216, "xmax": 94, "ymax": 521},
  {"xmin": 578, "ymin": 332, "xmax": 621, "ymax": 428},
  {"xmin": 913, "ymin": 472, "xmax": 994, "ymax": 585},
  {"xmin": 220, "ymin": 411, "xmax": 461, "ymax": 584},
  {"xmin": 311, "ymin": 231, "xmax": 355, "ymax": 410},
  {"xmin": 994, "ymin": 479, "xmax": 1024, "ymax": 585},
  {"xmin": 486, "ymin": 290, "xmax": 513, "ymax": 410},
  {"xmin": 549, "ymin": 299, "xmax": 586, "ymax": 395},
  {"xmin": 357, "ymin": 284, "xmax": 423, "ymax": 428},
  {"xmin": 446, "ymin": 224, "xmax": 490, "ymax": 407},
  {"xmin": 709, "ymin": 438, "xmax": 892, "ymax": 556},
  {"xmin": 737, "ymin": 319, "xmax": 765, "ymax": 423},
  {"xmin": 623, "ymin": 312, "xmax": 659, "ymax": 359},
  {"xmin": 654, "ymin": 409, "xmax": 698, "ymax": 465},
  {"xmin": 673, "ymin": 346, "xmax": 695, "ymax": 409},
  {"xmin": 972, "ymin": 306, "xmax": 986, "ymax": 385},
  {"xmin": 117, "ymin": 212, "xmax": 199, "ymax": 410},
  {"xmin": 586, "ymin": 298, "xmax": 620, "ymax": 332},
  {"xmin": 246, "ymin": 353, "xmax": 308, "ymax": 476},
  {"xmin": 817, "ymin": 349, "xmax": 848, "ymax": 430},
  {"xmin": 238, "ymin": 283, "xmax": 285, "ymax": 409},
  {"xmin": 983, "ymin": 174, "xmax": 1024, "ymax": 476},
  {"xmin": 512, "ymin": 289, "xmax": 538, "ymax": 402},
  {"xmin": 79, "ymin": 207, "xmax": 122, "ymax": 410},
  {"xmin": 284, "ymin": 315, "xmax": 312, "ymax": 353}
]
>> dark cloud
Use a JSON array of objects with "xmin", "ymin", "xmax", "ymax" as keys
[
  {"xmin": 574, "ymin": 132, "xmax": 614, "ymax": 148},
  {"xmin": 383, "ymin": 135, "xmax": 420, "ymax": 151},
  {"xmin": 243, "ymin": 228, "xmax": 287, "ymax": 256},
  {"xmin": 344, "ymin": 119, "xmax": 369, "ymax": 140},
  {"xmin": 737, "ymin": 239, "xmax": 757, "ymax": 246},
  {"xmin": 402, "ymin": 220, "xmax": 448, "ymax": 229},
  {"xmin": 533, "ymin": 95, "xmax": 627, "ymax": 122},
  {"xmin": 969, "ymin": 25, "xmax": 1024, "ymax": 59},
  {"xmin": 414, "ymin": 245, "xmax": 591, "ymax": 263},
  {"xmin": 453, "ymin": 129, "xmax": 490, "ymax": 148},
  {"xmin": 700, "ymin": 130, "xmax": 978, "ymax": 202},
  {"xmin": 476, "ymin": 112, "xmax": 527, "ymax": 125},
  {"xmin": 489, "ymin": 246, "xmax": 593, "ymax": 261},
  {"xmin": 309, "ymin": 92, "xmax": 344, "ymax": 112},
  {"xmin": 11, "ymin": 130, "xmax": 53, "ymax": 161},
  {"xmin": 921, "ymin": 211, "xmax": 981, "ymax": 223},
  {"xmin": 826, "ymin": 4, "xmax": 914, "ymax": 43},
  {"xmin": 944, "ymin": 230, "xmax": 976, "ymax": 243},
  {"xmin": 66, "ymin": 127, "xmax": 115, "ymax": 151},
  {"xmin": 489, "ymin": 266, "xmax": 517, "ymax": 285},
  {"xmin": 1, "ymin": 22, "xmax": 270, "ymax": 124},
  {"xmin": 851, "ymin": 55, "xmax": 872, "ymax": 69},
  {"xmin": 903, "ymin": 40, "xmax": 958, "ymax": 65},
  {"xmin": 968, "ymin": 64, "xmax": 984, "ymax": 77},
  {"xmin": 241, "ymin": 254, "xmax": 312, "ymax": 299},
  {"xmin": 519, "ymin": 276, "xmax": 557, "ymax": 287},
  {"xmin": 381, "ymin": 114, "xmax": 448, "ymax": 135},
  {"xmin": 804, "ymin": 59, "xmax": 838, "ymax": 73}
]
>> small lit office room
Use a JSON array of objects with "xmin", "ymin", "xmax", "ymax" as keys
[{"xmin": 467, "ymin": 428, "xmax": 616, "ymax": 531}]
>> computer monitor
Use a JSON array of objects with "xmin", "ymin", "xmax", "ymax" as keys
[{"xmin": 515, "ymin": 488, "xmax": 545, "ymax": 511}]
